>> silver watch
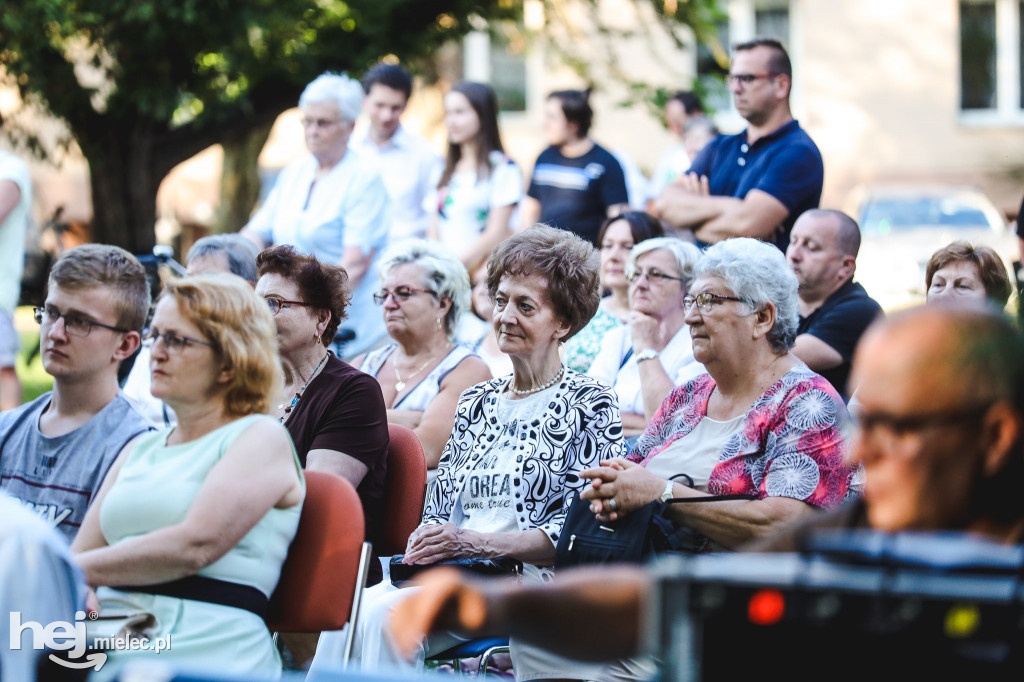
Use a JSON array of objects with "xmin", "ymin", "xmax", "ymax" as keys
[
  {"xmin": 636, "ymin": 348, "xmax": 660, "ymax": 363},
  {"xmin": 660, "ymin": 479, "xmax": 675, "ymax": 503}
]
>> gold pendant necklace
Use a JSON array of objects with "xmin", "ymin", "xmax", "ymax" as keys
[{"xmin": 393, "ymin": 345, "xmax": 448, "ymax": 393}]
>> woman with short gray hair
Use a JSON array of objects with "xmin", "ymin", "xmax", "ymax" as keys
[
  {"xmin": 587, "ymin": 236, "xmax": 704, "ymax": 438},
  {"xmin": 241, "ymin": 71, "xmax": 390, "ymax": 360},
  {"xmin": 354, "ymin": 239, "xmax": 491, "ymax": 468},
  {"xmin": 581, "ymin": 238, "xmax": 858, "ymax": 549}
]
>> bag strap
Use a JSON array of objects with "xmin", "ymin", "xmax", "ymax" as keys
[
  {"xmin": 664, "ymin": 493, "xmax": 759, "ymax": 505},
  {"xmin": 618, "ymin": 347, "xmax": 634, "ymax": 370}
]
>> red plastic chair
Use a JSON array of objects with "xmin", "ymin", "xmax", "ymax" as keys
[
  {"xmin": 379, "ymin": 423, "xmax": 428, "ymax": 556},
  {"xmin": 267, "ymin": 470, "xmax": 369, "ymax": 633}
]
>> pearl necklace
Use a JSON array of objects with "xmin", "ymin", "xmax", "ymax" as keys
[
  {"xmin": 394, "ymin": 343, "xmax": 450, "ymax": 393},
  {"xmin": 278, "ymin": 352, "xmax": 329, "ymax": 422},
  {"xmin": 507, "ymin": 364, "xmax": 565, "ymax": 396}
]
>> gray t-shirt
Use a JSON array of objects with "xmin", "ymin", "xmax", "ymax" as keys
[{"xmin": 0, "ymin": 392, "xmax": 154, "ymax": 542}]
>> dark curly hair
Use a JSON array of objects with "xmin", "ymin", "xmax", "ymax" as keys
[
  {"xmin": 486, "ymin": 224, "xmax": 601, "ymax": 342},
  {"xmin": 256, "ymin": 245, "xmax": 350, "ymax": 346}
]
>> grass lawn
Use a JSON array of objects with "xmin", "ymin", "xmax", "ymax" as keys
[{"xmin": 13, "ymin": 306, "xmax": 51, "ymax": 404}]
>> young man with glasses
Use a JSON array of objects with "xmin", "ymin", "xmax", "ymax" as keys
[
  {"xmin": 0, "ymin": 244, "xmax": 153, "ymax": 542},
  {"xmin": 652, "ymin": 38, "xmax": 823, "ymax": 253}
]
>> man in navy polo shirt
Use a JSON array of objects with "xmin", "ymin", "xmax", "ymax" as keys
[{"xmin": 652, "ymin": 38, "xmax": 823, "ymax": 252}]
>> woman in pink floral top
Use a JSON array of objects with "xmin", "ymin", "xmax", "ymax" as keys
[{"xmin": 580, "ymin": 238, "xmax": 859, "ymax": 550}]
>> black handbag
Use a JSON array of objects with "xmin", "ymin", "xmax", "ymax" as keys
[
  {"xmin": 389, "ymin": 555, "xmax": 523, "ymax": 587},
  {"xmin": 554, "ymin": 483, "xmax": 757, "ymax": 568}
]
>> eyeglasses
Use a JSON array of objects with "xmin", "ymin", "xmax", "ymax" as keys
[
  {"xmin": 33, "ymin": 306, "xmax": 130, "ymax": 337},
  {"xmin": 626, "ymin": 269, "xmax": 686, "ymax": 285},
  {"xmin": 373, "ymin": 287, "xmax": 435, "ymax": 305},
  {"xmin": 300, "ymin": 116, "xmax": 342, "ymax": 129},
  {"xmin": 726, "ymin": 72, "xmax": 779, "ymax": 87},
  {"xmin": 683, "ymin": 292, "xmax": 747, "ymax": 314},
  {"xmin": 264, "ymin": 297, "xmax": 312, "ymax": 316},
  {"xmin": 142, "ymin": 329, "xmax": 215, "ymax": 353},
  {"xmin": 851, "ymin": 404, "xmax": 991, "ymax": 452}
]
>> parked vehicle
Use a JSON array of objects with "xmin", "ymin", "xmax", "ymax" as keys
[{"xmin": 849, "ymin": 185, "xmax": 1017, "ymax": 310}]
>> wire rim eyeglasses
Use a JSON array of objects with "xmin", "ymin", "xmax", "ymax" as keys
[
  {"xmin": 141, "ymin": 329, "xmax": 215, "ymax": 352},
  {"xmin": 626, "ymin": 269, "xmax": 686, "ymax": 285},
  {"xmin": 683, "ymin": 292, "xmax": 747, "ymax": 314},
  {"xmin": 373, "ymin": 287, "xmax": 436, "ymax": 306}
]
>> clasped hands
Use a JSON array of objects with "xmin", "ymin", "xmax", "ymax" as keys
[
  {"xmin": 402, "ymin": 522, "xmax": 482, "ymax": 565},
  {"xmin": 579, "ymin": 458, "xmax": 672, "ymax": 522}
]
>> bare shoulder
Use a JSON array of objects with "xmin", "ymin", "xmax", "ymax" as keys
[{"xmin": 443, "ymin": 355, "xmax": 493, "ymax": 388}]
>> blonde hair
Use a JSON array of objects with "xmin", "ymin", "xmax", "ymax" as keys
[{"xmin": 161, "ymin": 274, "xmax": 282, "ymax": 417}]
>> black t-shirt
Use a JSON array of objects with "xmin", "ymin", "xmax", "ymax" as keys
[
  {"xmin": 284, "ymin": 353, "xmax": 390, "ymax": 584},
  {"xmin": 527, "ymin": 143, "xmax": 629, "ymax": 246},
  {"xmin": 798, "ymin": 280, "xmax": 883, "ymax": 400}
]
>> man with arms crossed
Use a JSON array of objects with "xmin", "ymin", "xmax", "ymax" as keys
[
  {"xmin": 652, "ymin": 38, "xmax": 823, "ymax": 252},
  {"xmin": 0, "ymin": 245, "xmax": 153, "ymax": 542}
]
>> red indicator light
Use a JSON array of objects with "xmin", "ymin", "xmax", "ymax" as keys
[{"xmin": 748, "ymin": 589, "xmax": 785, "ymax": 625}]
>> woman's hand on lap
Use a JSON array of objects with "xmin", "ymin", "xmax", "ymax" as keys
[
  {"xmin": 579, "ymin": 464, "xmax": 667, "ymax": 522},
  {"xmin": 404, "ymin": 522, "xmax": 479, "ymax": 564}
]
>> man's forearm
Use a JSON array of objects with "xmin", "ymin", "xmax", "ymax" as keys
[
  {"xmin": 483, "ymin": 566, "xmax": 650, "ymax": 660},
  {"xmin": 654, "ymin": 190, "xmax": 730, "ymax": 229}
]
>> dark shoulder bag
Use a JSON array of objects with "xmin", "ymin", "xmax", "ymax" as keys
[
  {"xmin": 389, "ymin": 555, "xmax": 523, "ymax": 587},
  {"xmin": 554, "ymin": 478, "xmax": 757, "ymax": 568}
]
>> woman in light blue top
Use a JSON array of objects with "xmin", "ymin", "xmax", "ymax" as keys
[{"xmin": 73, "ymin": 274, "xmax": 304, "ymax": 679}]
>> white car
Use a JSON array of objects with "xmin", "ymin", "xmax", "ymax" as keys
[{"xmin": 849, "ymin": 185, "xmax": 1018, "ymax": 310}]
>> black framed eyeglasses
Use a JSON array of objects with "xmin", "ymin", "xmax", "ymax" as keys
[
  {"xmin": 626, "ymin": 269, "xmax": 686, "ymax": 285},
  {"xmin": 683, "ymin": 292, "xmax": 747, "ymax": 314},
  {"xmin": 264, "ymin": 297, "xmax": 312, "ymax": 316},
  {"xmin": 726, "ymin": 72, "xmax": 779, "ymax": 87},
  {"xmin": 141, "ymin": 329, "xmax": 215, "ymax": 353},
  {"xmin": 373, "ymin": 287, "xmax": 435, "ymax": 306},
  {"xmin": 33, "ymin": 306, "xmax": 130, "ymax": 337},
  {"xmin": 851, "ymin": 404, "xmax": 992, "ymax": 451}
]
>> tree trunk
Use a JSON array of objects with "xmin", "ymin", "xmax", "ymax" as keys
[
  {"xmin": 215, "ymin": 121, "xmax": 274, "ymax": 234},
  {"xmin": 79, "ymin": 123, "xmax": 161, "ymax": 255}
]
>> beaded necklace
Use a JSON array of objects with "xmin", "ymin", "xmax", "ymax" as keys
[
  {"xmin": 507, "ymin": 364, "xmax": 564, "ymax": 396},
  {"xmin": 278, "ymin": 352, "xmax": 329, "ymax": 422}
]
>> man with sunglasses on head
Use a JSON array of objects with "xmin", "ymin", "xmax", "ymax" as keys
[
  {"xmin": 0, "ymin": 244, "xmax": 153, "ymax": 542},
  {"xmin": 652, "ymin": 38, "xmax": 823, "ymax": 253}
]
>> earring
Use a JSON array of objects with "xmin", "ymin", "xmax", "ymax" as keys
[
  {"xmin": 436, "ymin": 316, "xmax": 442, "ymax": 330},
  {"xmin": 313, "ymin": 332, "xmax": 320, "ymax": 345}
]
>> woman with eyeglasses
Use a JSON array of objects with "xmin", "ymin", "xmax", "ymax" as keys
[
  {"xmin": 72, "ymin": 274, "xmax": 304, "ymax": 677},
  {"xmin": 254, "ymin": 245, "xmax": 389, "ymax": 591},
  {"xmin": 241, "ymin": 72, "xmax": 390, "ymax": 360},
  {"xmin": 312, "ymin": 225, "xmax": 626, "ymax": 681},
  {"xmin": 353, "ymin": 240, "xmax": 491, "ymax": 469},
  {"xmin": 587, "ymin": 237, "xmax": 704, "ymax": 438},
  {"xmin": 581, "ymin": 238, "xmax": 858, "ymax": 550},
  {"xmin": 563, "ymin": 211, "xmax": 663, "ymax": 373}
]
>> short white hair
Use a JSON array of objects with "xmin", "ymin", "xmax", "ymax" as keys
[
  {"xmin": 377, "ymin": 239, "xmax": 472, "ymax": 340},
  {"xmin": 299, "ymin": 72, "xmax": 363, "ymax": 123},
  {"xmin": 625, "ymin": 237, "xmax": 702, "ymax": 293},
  {"xmin": 695, "ymin": 238, "xmax": 799, "ymax": 354}
]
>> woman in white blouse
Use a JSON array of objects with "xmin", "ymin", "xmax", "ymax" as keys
[
  {"xmin": 426, "ymin": 81, "xmax": 522, "ymax": 274},
  {"xmin": 588, "ymin": 237, "xmax": 704, "ymax": 438}
]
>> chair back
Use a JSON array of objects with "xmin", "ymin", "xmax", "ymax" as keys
[
  {"xmin": 267, "ymin": 470, "xmax": 365, "ymax": 632},
  {"xmin": 379, "ymin": 423, "xmax": 428, "ymax": 556}
]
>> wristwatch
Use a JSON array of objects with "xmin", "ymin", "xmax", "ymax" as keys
[
  {"xmin": 660, "ymin": 480, "xmax": 675, "ymax": 503},
  {"xmin": 636, "ymin": 348, "xmax": 660, "ymax": 364}
]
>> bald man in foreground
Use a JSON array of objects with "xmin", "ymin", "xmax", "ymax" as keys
[{"xmin": 385, "ymin": 306, "xmax": 1024, "ymax": 664}]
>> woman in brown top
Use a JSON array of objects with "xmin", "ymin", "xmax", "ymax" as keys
[{"xmin": 254, "ymin": 245, "xmax": 389, "ymax": 586}]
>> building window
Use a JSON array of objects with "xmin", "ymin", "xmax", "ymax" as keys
[
  {"xmin": 960, "ymin": 1, "xmax": 998, "ymax": 109},
  {"xmin": 463, "ymin": 22, "xmax": 528, "ymax": 114},
  {"xmin": 959, "ymin": 0, "xmax": 1024, "ymax": 122}
]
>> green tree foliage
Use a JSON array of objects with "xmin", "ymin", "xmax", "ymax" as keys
[{"xmin": 0, "ymin": 0, "xmax": 516, "ymax": 251}]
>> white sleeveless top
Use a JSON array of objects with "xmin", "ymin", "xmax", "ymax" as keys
[{"xmin": 359, "ymin": 343, "xmax": 480, "ymax": 411}]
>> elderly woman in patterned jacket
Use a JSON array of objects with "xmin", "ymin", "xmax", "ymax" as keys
[
  {"xmin": 581, "ymin": 237, "xmax": 859, "ymax": 550},
  {"xmin": 312, "ymin": 224, "xmax": 626, "ymax": 679}
]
